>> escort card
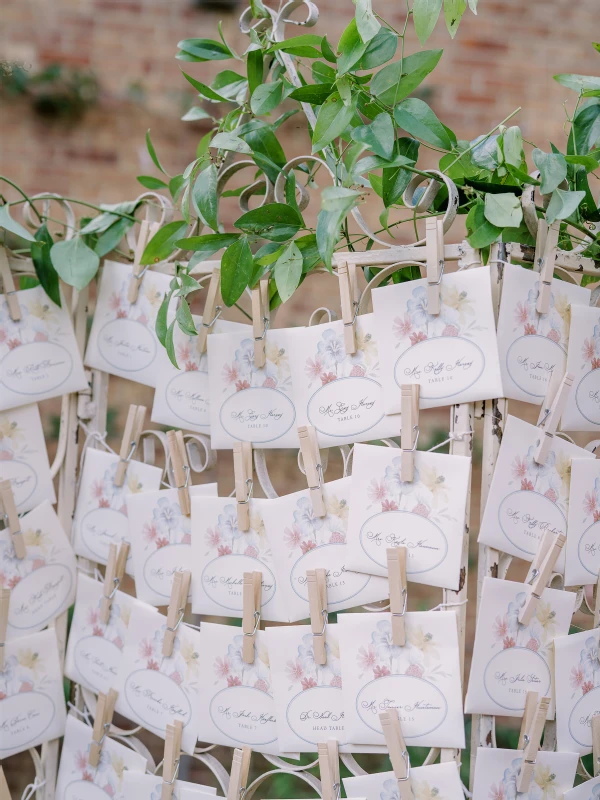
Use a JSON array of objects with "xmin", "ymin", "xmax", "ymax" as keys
[
  {"xmin": 0, "ymin": 402, "xmax": 55, "ymax": 513},
  {"xmin": 565, "ymin": 459, "xmax": 600, "ymax": 586},
  {"xmin": 0, "ymin": 284, "xmax": 87, "ymax": 411},
  {"xmin": 565, "ymin": 776, "xmax": 600, "ymax": 799},
  {"xmin": 55, "ymin": 715, "xmax": 146, "ymax": 800},
  {"xmin": 339, "ymin": 611, "xmax": 465, "ymax": 748},
  {"xmin": 478, "ymin": 414, "xmax": 593, "ymax": 566},
  {"xmin": 346, "ymin": 444, "xmax": 471, "ymax": 590},
  {"xmin": 72, "ymin": 448, "xmax": 162, "ymax": 569},
  {"xmin": 465, "ymin": 577, "xmax": 576, "ymax": 718},
  {"xmin": 496, "ymin": 263, "xmax": 590, "ymax": 405},
  {"xmin": 343, "ymin": 762, "xmax": 465, "ymax": 800},
  {"xmin": 261, "ymin": 477, "xmax": 389, "ymax": 622},
  {"xmin": 286, "ymin": 314, "xmax": 401, "ymax": 447},
  {"xmin": 122, "ymin": 772, "xmax": 218, "ymax": 800},
  {"xmin": 471, "ymin": 747, "xmax": 577, "ymax": 800},
  {"xmin": 128, "ymin": 483, "xmax": 217, "ymax": 606},
  {"xmin": 1, "ymin": 500, "xmax": 76, "ymax": 641},
  {"xmin": 563, "ymin": 305, "xmax": 600, "ymax": 431},
  {"xmin": 85, "ymin": 260, "xmax": 174, "ymax": 387},
  {"xmin": 0, "ymin": 628, "xmax": 67, "ymax": 758},
  {"xmin": 372, "ymin": 266, "xmax": 502, "ymax": 412},
  {"xmin": 555, "ymin": 628, "xmax": 600, "ymax": 755}
]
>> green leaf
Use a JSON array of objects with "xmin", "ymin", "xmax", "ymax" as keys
[
  {"xmin": 354, "ymin": 0, "xmax": 380, "ymax": 43},
  {"xmin": 565, "ymin": 153, "xmax": 600, "ymax": 172},
  {"xmin": 247, "ymin": 49, "xmax": 264, "ymax": 95},
  {"xmin": 235, "ymin": 203, "xmax": 304, "ymax": 242},
  {"xmin": 137, "ymin": 175, "xmax": 169, "ymax": 190},
  {"xmin": 484, "ymin": 192, "xmax": 523, "ymax": 227},
  {"xmin": 193, "ymin": 164, "xmax": 219, "ymax": 231},
  {"xmin": 285, "ymin": 172, "xmax": 300, "ymax": 215},
  {"xmin": 351, "ymin": 113, "xmax": 395, "ymax": 160},
  {"xmin": 140, "ymin": 220, "xmax": 189, "ymax": 265},
  {"xmin": 532, "ymin": 148, "xmax": 567, "ymax": 194},
  {"xmin": 554, "ymin": 74, "xmax": 600, "ymax": 93},
  {"xmin": 177, "ymin": 38, "xmax": 232, "ymax": 61},
  {"xmin": 413, "ymin": 0, "xmax": 443, "ymax": 44},
  {"xmin": 146, "ymin": 129, "xmax": 167, "ymax": 176},
  {"xmin": 394, "ymin": 98, "xmax": 452, "ymax": 149},
  {"xmin": 295, "ymin": 233, "xmax": 322, "ymax": 272},
  {"xmin": 50, "ymin": 238, "xmax": 100, "ymax": 290},
  {"xmin": 466, "ymin": 202, "xmax": 502, "ymax": 248},
  {"xmin": 312, "ymin": 62, "xmax": 336, "ymax": 84},
  {"xmin": 177, "ymin": 233, "xmax": 240, "ymax": 258},
  {"xmin": 165, "ymin": 320, "xmax": 178, "ymax": 368},
  {"xmin": 382, "ymin": 138, "xmax": 420, "ymax": 207},
  {"xmin": 0, "ymin": 205, "xmax": 36, "ymax": 242},
  {"xmin": 221, "ymin": 236, "xmax": 254, "ymax": 306},
  {"xmin": 181, "ymin": 71, "xmax": 228, "ymax": 102},
  {"xmin": 320, "ymin": 36, "xmax": 337, "ymax": 64},
  {"xmin": 502, "ymin": 126, "xmax": 524, "ymax": 169},
  {"xmin": 545, "ymin": 188, "xmax": 586, "ymax": 225},
  {"xmin": 444, "ymin": 0, "xmax": 467, "ymax": 37},
  {"xmin": 356, "ymin": 27, "xmax": 398, "ymax": 70},
  {"xmin": 251, "ymin": 81, "xmax": 284, "ymax": 115},
  {"xmin": 316, "ymin": 187, "xmax": 361, "ymax": 269},
  {"xmin": 169, "ymin": 175, "xmax": 185, "ymax": 201},
  {"xmin": 31, "ymin": 225, "xmax": 61, "ymax": 307},
  {"xmin": 289, "ymin": 84, "xmax": 333, "ymax": 104},
  {"xmin": 95, "ymin": 217, "xmax": 134, "ymax": 258},
  {"xmin": 312, "ymin": 92, "xmax": 357, "ymax": 152},
  {"xmin": 210, "ymin": 132, "xmax": 252, "ymax": 153},
  {"xmin": 181, "ymin": 107, "xmax": 213, "ymax": 122},
  {"xmin": 572, "ymin": 103, "xmax": 600, "ymax": 155},
  {"xmin": 268, "ymin": 35, "xmax": 323, "ymax": 58},
  {"xmin": 371, "ymin": 49, "xmax": 443, "ymax": 106},
  {"xmin": 337, "ymin": 20, "xmax": 367, "ymax": 74},
  {"xmin": 242, "ymin": 124, "xmax": 287, "ymax": 185},
  {"xmin": 155, "ymin": 291, "xmax": 171, "ymax": 347},
  {"xmin": 176, "ymin": 298, "xmax": 197, "ymax": 337},
  {"xmin": 274, "ymin": 241, "xmax": 303, "ymax": 302}
]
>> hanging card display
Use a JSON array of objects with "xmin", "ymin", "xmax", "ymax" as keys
[
  {"xmin": 565, "ymin": 458, "xmax": 600, "ymax": 586},
  {"xmin": 563, "ymin": 304, "xmax": 600, "ymax": 430},
  {"xmin": 555, "ymin": 627, "xmax": 600, "ymax": 755},
  {"xmin": 343, "ymin": 762, "xmax": 465, "ymax": 800},
  {"xmin": 471, "ymin": 747, "xmax": 577, "ymax": 799},
  {"xmin": 122, "ymin": 772, "xmax": 218, "ymax": 800},
  {"xmin": 564, "ymin": 776, "xmax": 600, "ymax": 799}
]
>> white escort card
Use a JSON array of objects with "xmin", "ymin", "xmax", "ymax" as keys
[
  {"xmin": 72, "ymin": 448, "xmax": 162, "ymax": 569},
  {"xmin": 343, "ymin": 762, "xmax": 465, "ymax": 800},
  {"xmin": 286, "ymin": 315, "xmax": 401, "ymax": 447},
  {"xmin": 465, "ymin": 577, "xmax": 576, "ymax": 718},
  {"xmin": 346, "ymin": 444, "xmax": 471, "ymax": 590},
  {"xmin": 555, "ymin": 628, "xmax": 600, "ymax": 755},
  {"xmin": 151, "ymin": 313, "xmax": 250, "ymax": 433},
  {"xmin": 338, "ymin": 611, "xmax": 465, "ymax": 749},
  {"xmin": 478, "ymin": 414, "xmax": 594, "ymax": 565},
  {"xmin": 261, "ymin": 477, "xmax": 389, "ymax": 622},
  {"xmin": 55, "ymin": 715, "xmax": 146, "ymax": 800},
  {"xmin": 471, "ymin": 747, "xmax": 578, "ymax": 800},
  {"xmin": 122, "ymin": 772, "xmax": 218, "ymax": 800},
  {"xmin": 565, "ymin": 459, "xmax": 600, "ymax": 586},
  {"xmin": 0, "ymin": 284, "xmax": 87, "ymax": 411},
  {"xmin": 127, "ymin": 483, "xmax": 217, "ymax": 606},
  {"xmin": 0, "ymin": 628, "xmax": 67, "ymax": 758},
  {"xmin": 496, "ymin": 262, "xmax": 589, "ymax": 404},
  {"xmin": 565, "ymin": 776, "xmax": 600, "ymax": 799},
  {"xmin": 85, "ymin": 260, "xmax": 173, "ymax": 387},
  {"xmin": 0, "ymin": 402, "xmax": 55, "ymax": 513},
  {"xmin": 207, "ymin": 327, "xmax": 299, "ymax": 449},
  {"xmin": 1, "ymin": 500, "xmax": 76, "ymax": 641},
  {"xmin": 372, "ymin": 266, "xmax": 502, "ymax": 412},
  {"xmin": 563, "ymin": 305, "xmax": 600, "ymax": 430}
]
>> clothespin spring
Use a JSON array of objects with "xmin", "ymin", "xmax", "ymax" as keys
[
  {"xmin": 92, "ymin": 721, "xmax": 111, "ymax": 752},
  {"xmin": 166, "ymin": 605, "xmax": 186, "ymax": 640},
  {"xmin": 244, "ymin": 610, "xmax": 261, "ymax": 638},
  {"xmin": 429, "ymin": 260, "xmax": 445, "ymax": 287},
  {"xmin": 313, "ymin": 608, "xmax": 328, "ymax": 638},
  {"xmin": 402, "ymin": 426, "xmax": 420, "ymax": 454},
  {"xmin": 202, "ymin": 306, "xmax": 223, "ymax": 330},
  {"xmin": 239, "ymin": 478, "xmax": 253, "ymax": 506},
  {"xmin": 343, "ymin": 301, "xmax": 359, "ymax": 332},
  {"xmin": 163, "ymin": 760, "xmax": 181, "ymax": 786},
  {"xmin": 130, "ymin": 264, "xmax": 150, "ymax": 285},
  {"xmin": 254, "ymin": 316, "xmax": 270, "ymax": 343},
  {"xmin": 392, "ymin": 588, "xmax": 408, "ymax": 619},
  {"xmin": 396, "ymin": 751, "xmax": 411, "ymax": 786}
]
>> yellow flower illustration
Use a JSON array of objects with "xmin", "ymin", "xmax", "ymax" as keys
[
  {"xmin": 127, "ymin": 471, "xmax": 143, "ymax": 493},
  {"xmin": 555, "ymin": 452, "xmax": 571, "ymax": 493},
  {"xmin": 121, "ymin": 606, "xmax": 131, "ymax": 626},
  {"xmin": 257, "ymin": 640, "xmax": 270, "ymax": 668},
  {"xmin": 413, "ymin": 780, "xmax": 439, "ymax": 800},
  {"xmin": 440, "ymin": 285, "xmax": 473, "ymax": 324},
  {"xmin": 144, "ymin": 283, "xmax": 163, "ymax": 308},
  {"xmin": 328, "ymin": 636, "xmax": 340, "ymax": 660},
  {"xmin": 0, "ymin": 416, "xmax": 23, "ymax": 443},
  {"xmin": 407, "ymin": 627, "xmax": 439, "ymax": 662},
  {"xmin": 180, "ymin": 638, "xmax": 200, "ymax": 678},
  {"xmin": 266, "ymin": 342, "xmax": 288, "ymax": 372},
  {"xmin": 535, "ymin": 601, "xmax": 556, "ymax": 639},
  {"xmin": 355, "ymin": 328, "xmax": 377, "ymax": 365},
  {"xmin": 29, "ymin": 299, "xmax": 55, "ymax": 323},
  {"xmin": 18, "ymin": 648, "xmax": 42, "ymax": 675},
  {"xmin": 23, "ymin": 527, "xmax": 50, "ymax": 552},
  {"xmin": 325, "ymin": 495, "xmax": 348, "ymax": 523},
  {"xmin": 111, "ymin": 755, "xmax": 125, "ymax": 785},
  {"xmin": 554, "ymin": 293, "xmax": 570, "ymax": 325},
  {"xmin": 250, "ymin": 512, "xmax": 266, "ymax": 539},
  {"xmin": 420, "ymin": 465, "xmax": 448, "ymax": 507},
  {"xmin": 533, "ymin": 763, "xmax": 558, "ymax": 796}
]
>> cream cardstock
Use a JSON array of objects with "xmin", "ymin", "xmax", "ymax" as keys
[
  {"xmin": 339, "ymin": 611, "xmax": 465, "ymax": 749},
  {"xmin": 122, "ymin": 772, "xmax": 218, "ymax": 800},
  {"xmin": 465, "ymin": 577, "xmax": 576, "ymax": 718},
  {"xmin": 496, "ymin": 263, "xmax": 590, "ymax": 405},
  {"xmin": 471, "ymin": 747, "xmax": 578, "ymax": 800},
  {"xmin": 478, "ymin": 414, "xmax": 593, "ymax": 566},
  {"xmin": 207, "ymin": 327, "xmax": 299, "ymax": 449},
  {"xmin": 72, "ymin": 448, "xmax": 162, "ymax": 570},
  {"xmin": 114, "ymin": 602, "xmax": 201, "ymax": 754},
  {"xmin": 563, "ymin": 305, "xmax": 600, "ymax": 431},
  {"xmin": 564, "ymin": 776, "xmax": 600, "ymax": 799},
  {"xmin": 555, "ymin": 628, "xmax": 600, "ymax": 755},
  {"xmin": 346, "ymin": 443, "xmax": 470, "ymax": 589},
  {"xmin": 55, "ymin": 715, "xmax": 146, "ymax": 800},
  {"xmin": 565, "ymin": 459, "xmax": 600, "ymax": 586},
  {"xmin": 1, "ymin": 500, "xmax": 76, "ymax": 641},
  {"xmin": 372, "ymin": 266, "xmax": 502, "ymax": 412},
  {"xmin": 286, "ymin": 314, "xmax": 401, "ymax": 447},
  {"xmin": 0, "ymin": 628, "xmax": 67, "ymax": 758},
  {"xmin": 127, "ymin": 483, "xmax": 217, "ymax": 606},
  {"xmin": 261, "ymin": 477, "xmax": 389, "ymax": 622},
  {"xmin": 0, "ymin": 402, "xmax": 55, "ymax": 513},
  {"xmin": 152, "ymin": 313, "xmax": 250, "ymax": 433},
  {"xmin": 343, "ymin": 762, "xmax": 464, "ymax": 800},
  {"xmin": 0, "ymin": 285, "xmax": 87, "ymax": 411}
]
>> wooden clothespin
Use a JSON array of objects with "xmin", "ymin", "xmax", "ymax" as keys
[
  {"xmin": 162, "ymin": 570, "xmax": 191, "ymax": 657},
  {"xmin": 318, "ymin": 740, "xmax": 340, "ymax": 800},
  {"xmin": 0, "ymin": 480, "xmax": 25, "ymax": 559},
  {"xmin": 114, "ymin": 404, "xmax": 146, "ymax": 487},
  {"xmin": 535, "ymin": 219, "xmax": 560, "ymax": 315},
  {"xmin": 518, "ymin": 691, "xmax": 539, "ymax": 749},
  {"xmin": 242, "ymin": 571, "xmax": 262, "ymax": 664},
  {"xmin": 227, "ymin": 747, "xmax": 252, "ymax": 800},
  {"xmin": 161, "ymin": 719, "xmax": 183, "ymax": 800},
  {"xmin": 338, "ymin": 261, "xmax": 358, "ymax": 354},
  {"xmin": 198, "ymin": 267, "xmax": 222, "ymax": 355},
  {"xmin": 0, "ymin": 765, "xmax": 10, "ymax": 800},
  {"xmin": 167, "ymin": 429, "xmax": 191, "ymax": 516},
  {"xmin": 592, "ymin": 714, "xmax": 600, "ymax": 777},
  {"xmin": 0, "ymin": 246, "xmax": 21, "ymax": 321},
  {"xmin": 400, "ymin": 384, "xmax": 420, "ymax": 482},
  {"xmin": 251, "ymin": 277, "xmax": 270, "ymax": 368},
  {"xmin": 534, "ymin": 372, "xmax": 574, "ymax": 465},
  {"xmin": 0, "ymin": 588, "xmax": 9, "ymax": 671},
  {"xmin": 388, "ymin": 548, "xmax": 408, "ymax": 647},
  {"xmin": 519, "ymin": 530, "xmax": 566, "ymax": 626},
  {"xmin": 128, "ymin": 219, "xmax": 160, "ymax": 304},
  {"xmin": 516, "ymin": 695, "xmax": 550, "ymax": 792},
  {"xmin": 233, "ymin": 441, "xmax": 253, "ymax": 532},
  {"xmin": 298, "ymin": 425, "xmax": 325, "ymax": 517},
  {"xmin": 380, "ymin": 709, "xmax": 413, "ymax": 800},
  {"xmin": 307, "ymin": 568, "xmax": 328, "ymax": 665},
  {"xmin": 426, "ymin": 217, "xmax": 444, "ymax": 316},
  {"xmin": 89, "ymin": 688, "xmax": 118, "ymax": 767},
  {"xmin": 100, "ymin": 542, "xmax": 129, "ymax": 624}
]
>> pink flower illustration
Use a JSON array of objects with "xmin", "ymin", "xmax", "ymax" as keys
[
  {"xmin": 284, "ymin": 525, "xmax": 302, "ymax": 550},
  {"xmin": 493, "ymin": 615, "xmax": 508, "ymax": 641},
  {"xmin": 177, "ymin": 343, "xmax": 191, "ymax": 363},
  {"xmin": 442, "ymin": 325, "xmax": 459, "ymax": 337},
  {"xmin": 170, "ymin": 671, "xmax": 183, "ymax": 685},
  {"xmin": 350, "ymin": 365, "xmax": 366, "ymax": 377},
  {"xmin": 7, "ymin": 338, "xmax": 21, "ymax": 350},
  {"xmin": 244, "ymin": 545, "xmax": 259, "ymax": 558},
  {"xmin": 488, "ymin": 784, "xmax": 505, "ymax": 800},
  {"xmin": 88, "ymin": 608, "xmax": 100, "ymax": 626},
  {"xmin": 206, "ymin": 527, "xmax": 221, "ymax": 548},
  {"xmin": 227, "ymin": 675, "xmax": 242, "ymax": 687},
  {"xmin": 235, "ymin": 380, "xmax": 251, "ymax": 392},
  {"xmin": 521, "ymin": 479, "xmax": 534, "ymax": 491},
  {"xmin": 109, "ymin": 292, "xmax": 122, "ymax": 311},
  {"xmin": 215, "ymin": 657, "xmax": 231, "ymax": 678},
  {"xmin": 583, "ymin": 338, "xmax": 596, "ymax": 361},
  {"xmin": 301, "ymin": 677, "xmax": 318, "ymax": 690},
  {"xmin": 409, "ymin": 331, "xmax": 427, "ymax": 346},
  {"xmin": 91, "ymin": 480, "xmax": 104, "ymax": 499},
  {"xmin": 305, "ymin": 357, "xmax": 324, "ymax": 381},
  {"xmin": 103, "ymin": 786, "xmax": 116, "ymax": 798},
  {"xmin": 393, "ymin": 315, "xmax": 413, "ymax": 339},
  {"xmin": 524, "ymin": 323, "xmax": 536, "ymax": 336},
  {"xmin": 156, "ymin": 537, "xmax": 169, "ymax": 549},
  {"xmin": 330, "ymin": 675, "xmax": 342, "ymax": 689},
  {"xmin": 182, "ymin": 533, "xmax": 191, "ymax": 545},
  {"xmin": 584, "ymin": 492, "xmax": 597, "ymax": 516},
  {"xmin": 34, "ymin": 332, "xmax": 48, "ymax": 342},
  {"xmin": 525, "ymin": 638, "xmax": 539, "ymax": 652},
  {"xmin": 373, "ymin": 665, "xmax": 391, "ymax": 678},
  {"xmin": 82, "ymin": 771, "xmax": 94, "ymax": 783},
  {"xmin": 147, "ymin": 659, "xmax": 160, "ymax": 671},
  {"xmin": 99, "ymin": 498, "xmax": 110, "ymax": 508},
  {"xmin": 262, "ymin": 377, "xmax": 277, "ymax": 389},
  {"xmin": 547, "ymin": 329, "xmax": 560, "ymax": 343},
  {"xmin": 286, "ymin": 660, "xmax": 304, "ymax": 682},
  {"xmin": 143, "ymin": 522, "xmax": 158, "ymax": 543},
  {"xmin": 321, "ymin": 372, "xmax": 337, "ymax": 385},
  {"xmin": 113, "ymin": 636, "xmax": 123, "ymax": 650},
  {"xmin": 116, "ymin": 309, "xmax": 128, "ymax": 319},
  {"xmin": 222, "ymin": 364, "xmax": 238, "ymax": 385},
  {"xmin": 412, "ymin": 503, "xmax": 429, "ymax": 517},
  {"xmin": 593, "ymin": 358, "xmax": 600, "ymax": 371},
  {"xmin": 544, "ymin": 488, "xmax": 558, "ymax": 503},
  {"xmin": 218, "ymin": 545, "xmax": 232, "ymax": 557},
  {"xmin": 184, "ymin": 361, "xmax": 199, "ymax": 372},
  {"xmin": 594, "ymin": 511, "xmax": 600, "ymax": 523},
  {"xmin": 139, "ymin": 639, "xmax": 154, "ymax": 659},
  {"xmin": 382, "ymin": 499, "xmax": 399, "ymax": 512},
  {"xmin": 254, "ymin": 679, "xmax": 269, "ymax": 692},
  {"xmin": 92, "ymin": 626, "xmax": 104, "ymax": 638},
  {"xmin": 405, "ymin": 664, "xmax": 423, "ymax": 678},
  {"xmin": 19, "ymin": 681, "xmax": 33, "ymax": 693},
  {"xmin": 582, "ymin": 681, "xmax": 595, "ymax": 695},
  {"xmin": 368, "ymin": 479, "xmax": 387, "ymax": 503},
  {"xmin": 8, "ymin": 575, "xmax": 21, "ymax": 589},
  {"xmin": 300, "ymin": 541, "xmax": 316, "ymax": 555},
  {"xmin": 514, "ymin": 302, "xmax": 529, "ymax": 325},
  {"xmin": 329, "ymin": 531, "xmax": 345, "ymax": 544},
  {"xmin": 357, "ymin": 645, "xmax": 377, "ymax": 671},
  {"xmin": 503, "ymin": 637, "xmax": 516, "ymax": 649},
  {"xmin": 570, "ymin": 665, "xmax": 585, "ymax": 689},
  {"xmin": 75, "ymin": 751, "xmax": 88, "ymax": 770},
  {"xmin": 511, "ymin": 456, "xmax": 527, "ymax": 480}
]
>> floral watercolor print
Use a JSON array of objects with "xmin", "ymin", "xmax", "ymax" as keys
[
  {"xmin": 472, "ymin": 747, "xmax": 578, "ymax": 800},
  {"xmin": 565, "ymin": 459, "xmax": 600, "ymax": 586},
  {"xmin": 122, "ymin": 771, "xmax": 218, "ymax": 800},
  {"xmin": 465, "ymin": 577, "xmax": 576, "ymax": 718},
  {"xmin": 127, "ymin": 483, "xmax": 217, "ymax": 606},
  {"xmin": 346, "ymin": 444, "xmax": 471, "ymax": 590},
  {"xmin": 85, "ymin": 260, "xmax": 173, "ymax": 387},
  {"xmin": 190, "ymin": 495, "xmax": 287, "ymax": 621},
  {"xmin": 151, "ymin": 313, "xmax": 250, "ymax": 434},
  {"xmin": 114, "ymin": 602, "xmax": 201, "ymax": 754},
  {"xmin": 496, "ymin": 263, "xmax": 590, "ymax": 406},
  {"xmin": 478, "ymin": 415, "xmax": 594, "ymax": 565},
  {"xmin": 555, "ymin": 628, "xmax": 600, "ymax": 755},
  {"xmin": 338, "ymin": 611, "xmax": 465, "ymax": 748},
  {"xmin": 262, "ymin": 477, "xmax": 389, "ymax": 623},
  {"xmin": 343, "ymin": 762, "xmax": 465, "ymax": 800},
  {"xmin": 286, "ymin": 314, "xmax": 402, "ymax": 448},
  {"xmin": 0, "ymin": 285, "xmax": 87, "ymax": 411},
  {"xmin": 55, "ymin": 715, "xmax": 146, "ymax": 800},
  {"xmin": 0, "ymin": 628, "xmax": 67, "ymax": 758},
  {"xmin": 1, "ymin": 500, "xmax": 76, "ymax": 641},
  {"xmin": 207, "ymin": 328, "xmax": 298, "ymax": 448},
  {"xmin": 564, "ymin": 775, "xmax": 600, "ymax": 800},
  {"xmin": 371, "ymin": 266, "xmax": 502, "ymax": 412},
  {"xmin": 563, "ymin": 305, "xmax": 600, "ymax": 431},
  {"xmin": 0, "ymin": 402, "xmax": 55, "ymax": 513},
  {"xmin": 72, "ymin": 448, "xmax": 162, "ymax": 569}
]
